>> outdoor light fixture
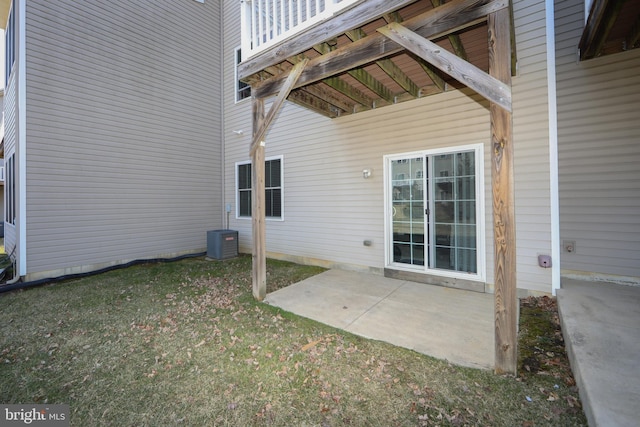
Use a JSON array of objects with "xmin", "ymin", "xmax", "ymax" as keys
[{"xmin": 362, "ymin": 168, "xmax": 372, "ymax": 179}]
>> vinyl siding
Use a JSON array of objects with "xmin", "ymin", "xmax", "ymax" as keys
[
  {"xmin": 556, "ymin": 0, "xmax": 640, "ymax": 280},
  {"xmin": 0, "ymin": 92, "xmax": 3, "ymax": 219},
  {"xmin": 3, "ymin": 65, "xmax": 17, "ymax": 260},
  {"xmin": 24, "ymin": 1, "xmax": 224, "ymax": 279},
  {"xmin": 509, "ymin": 0, "xmax": 553, "ymax": 293},
  {"xmin": 223, "ymin": 0, "xmax": 553, "ymax": 293}
]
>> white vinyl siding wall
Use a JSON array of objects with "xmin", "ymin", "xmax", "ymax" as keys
[
  {"xmin": 556, "ymin": 0, "xmax": 640, "ymax": 280},
  {"xmin": 24, "ymin": 1, "xmax": 224, "ymax": 279},
  {"xmin": 224, "ymin": 0, "xmax": 553, "ymax": 293}
]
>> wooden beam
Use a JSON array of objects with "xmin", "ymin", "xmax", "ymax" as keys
[
  {"xmin": 288, "ymin": 89, "xmax": 342, "ymax": 118},
  {"xmin": 430, "ymin": 0, "xmax": 469, "ymax": 60},
  {"xmin": 291, "ymin": 52, "xmax": 374, "ymax": 110},
  {"xmin": 508, "ymin": 0, "xmax": 518, "ymax": 76},
  {"xmin": 383, "ymin": 11, "xmax": 402, "ymax": 24},
  {"xmin": 347, "ymin": 68, "xmax": 396, "ymax": 103},
  {"xmin": 346, "ymin": 28, "xmax": 421, "ymax": 99},
  {"xmin": 301, "ymin": 83, "xmax": 357, "ymax": 114},
  {"xmin": 376, "ymin": 58, "xmax": 421, "ymax": 98},
  {"xmin": 377, "ymin": 23, "xmax": 512, "ymax": 112},
  {"xmin": 415, "ymin": 58, "xmax": 447, "ymax": 92},
  {"xmin": 251, "ymin": 98, "xmax": 267, "ymax": 301},
  {"xmin": 238, "ymin": 0, "xmax": 418, "ymax": 80},
  {"xmin": 626, "ymin": 14, "xmax": 640, "ymax": 49},
  {"xmin": 253, "ymin": 0, "xmax": 509, "ymax": 99},
  {"xmin": 315, "ymin": 41, "xmax": 395, "ymax": 105},
  {"xmin": 579, "ymin": 0, "xmax": 626, "ymax": 60},
  {"xmin": 324, "ymin": 76, "xmax": 375, "ymax": 108},
  {"xmin": 250, "ymin": 59, "xmax": 309, "ymax": 156},
  {"xmin": 488, "ymin": 7, "xmax": 517, "ymax": 375},
  {"xmin": 380, "ymin": 13, "xmax": 447, "ymax": 94}
]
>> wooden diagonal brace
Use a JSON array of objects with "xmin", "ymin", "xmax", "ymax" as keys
[
  {"xmin": 377, "ymin": 22, "xmax": 512, "ymax": 112},
  {"xmin": 249, "ymin": 58, "xmax": 309, "ymax": 156}
]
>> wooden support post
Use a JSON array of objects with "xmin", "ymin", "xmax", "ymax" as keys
[
  {"xmin": 489, "ymin": 7, "xmax": 517, "ymax": 375},
  {"xmin": 250, "ymin": 60, "xmax": 309, "ymax": 301},
  {"xmin": 252, "ymin": 98, "xmax": 267, "ymax": 301}
]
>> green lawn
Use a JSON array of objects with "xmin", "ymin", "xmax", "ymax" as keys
[{"xmin": 0, "ymin": 255, "xmax": 586, "ymax": 426}]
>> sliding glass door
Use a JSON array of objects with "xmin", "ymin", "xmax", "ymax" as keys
[{"xmin": 387, "ymin": 147, "xmax": 482, "ymax": 277}]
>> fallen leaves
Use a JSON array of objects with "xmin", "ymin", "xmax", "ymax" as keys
[
  {"xmin": 255, "ymin": 402, "xmax": 274, "ymax": 421},
  {"xmin": 301, "ymin": 339, "xmax": 322, "ymax": 352},
  {"xmin": 518, "ymin": 296, "xmax": 575, "ymax": 385},
  {"xmin": 515, "ymin": 296, "xmax": 585, "ymax": 423},
  {"xmin": 565, "ymin": 395, "xmax": 581, "ymax": 408}
]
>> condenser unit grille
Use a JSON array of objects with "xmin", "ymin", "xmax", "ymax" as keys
[{"xmin": 207, "ymin": 230, "xmax": 238, "ymax": 260}]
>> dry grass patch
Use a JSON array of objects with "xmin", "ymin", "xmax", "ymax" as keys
[{"xmin": 0, "ymin": 255, "xmax": 586, "ymax": 426}]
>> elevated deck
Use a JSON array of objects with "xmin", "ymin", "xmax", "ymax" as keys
[{"xmin": 238, "ymin": 0, "xmax": 514, "ymax": 118}]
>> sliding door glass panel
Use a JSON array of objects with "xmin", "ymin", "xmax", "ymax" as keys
[
  {"xmin": 391, "ymin": 157, "xmax": 425, "ymax": 266},
  {"xmin": 433, "ymin": 151, "xmax": 477, "ymax": 273}
]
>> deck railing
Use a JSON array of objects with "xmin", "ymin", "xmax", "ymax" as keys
[{"xmin": 241, "ymin": 0, "xmax": 358, "ymax": 60}]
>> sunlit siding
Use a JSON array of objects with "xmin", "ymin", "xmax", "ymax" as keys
[
  {"xmin": 556, "ymin": 0, "xmax": 640, "ymax": 280},
  {"xmin": 24, "ymin": 1, "xmax": 224, "ymax": 279},
  {"xmin": 223, "ymin": 0, "xmax": 553, "ymax": 293}
]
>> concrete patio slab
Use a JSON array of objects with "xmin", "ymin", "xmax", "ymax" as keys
[
  {"xmin": 557, "ymin": 279, "xmax": 640, "ymax": 427},
  {"xmin": 264, "ymin": 269, "xmax": 495, "ymax": 369}
]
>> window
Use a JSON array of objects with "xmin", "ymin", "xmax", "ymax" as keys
[
  {"xmin": 236, "ymin": 157, "xmax": 283, "ymax": 219},
  {"xmin": 5, "ymin": 0, "xmax": 15, "ymax": 86},
  {"xmin": 386, "ymin": 145, "xmax": 484, "ymax": 279},
  {"xmin": 5, "ymin": 154, "xmax": 15, "ymax": 225},
  {"xmin": 237, "ymin": 162, "xmax": 252, "ymax": 217},
  {"xmin": 235, "ymin": 47, "xmax": 251, "ymax": 102}
]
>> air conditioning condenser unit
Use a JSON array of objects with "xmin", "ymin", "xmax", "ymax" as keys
[{"xmin": 207, "ymin": 230, "xmax": 238, "ymax": 260}]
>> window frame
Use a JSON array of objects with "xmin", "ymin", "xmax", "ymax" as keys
[
  {"xmin": 235, "ymin": 155, "xmax": 284, "ymax": 221},
  {"xmin": 234, "ymin": 47, "xmax": 251, "ymax": 103},
  {"xmin": 5, "ymin": 153, "xmax": 16, "ymax": 226},
  {"xmin": 5, "ymin": 0, "xmax": 16, "ymax": 87},
  {"xmin": 384, "ymin": 144, "xmax": 486, "ymax": 282}
]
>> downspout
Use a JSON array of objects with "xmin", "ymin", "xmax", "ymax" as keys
[
  {"xmin": 5, "ymin": 247, "xmax": 20, "ymax": 284},
  {"xmin": 545, "ymin": 0, "xmax": 561, "ymax": 295},
  {"xmin": 219, "ymin": 1, "xmax": 226, "ymax": 229},
  {"xmin": 17, "ymin": 0, "xmax": 27, "ymax": 278}
]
